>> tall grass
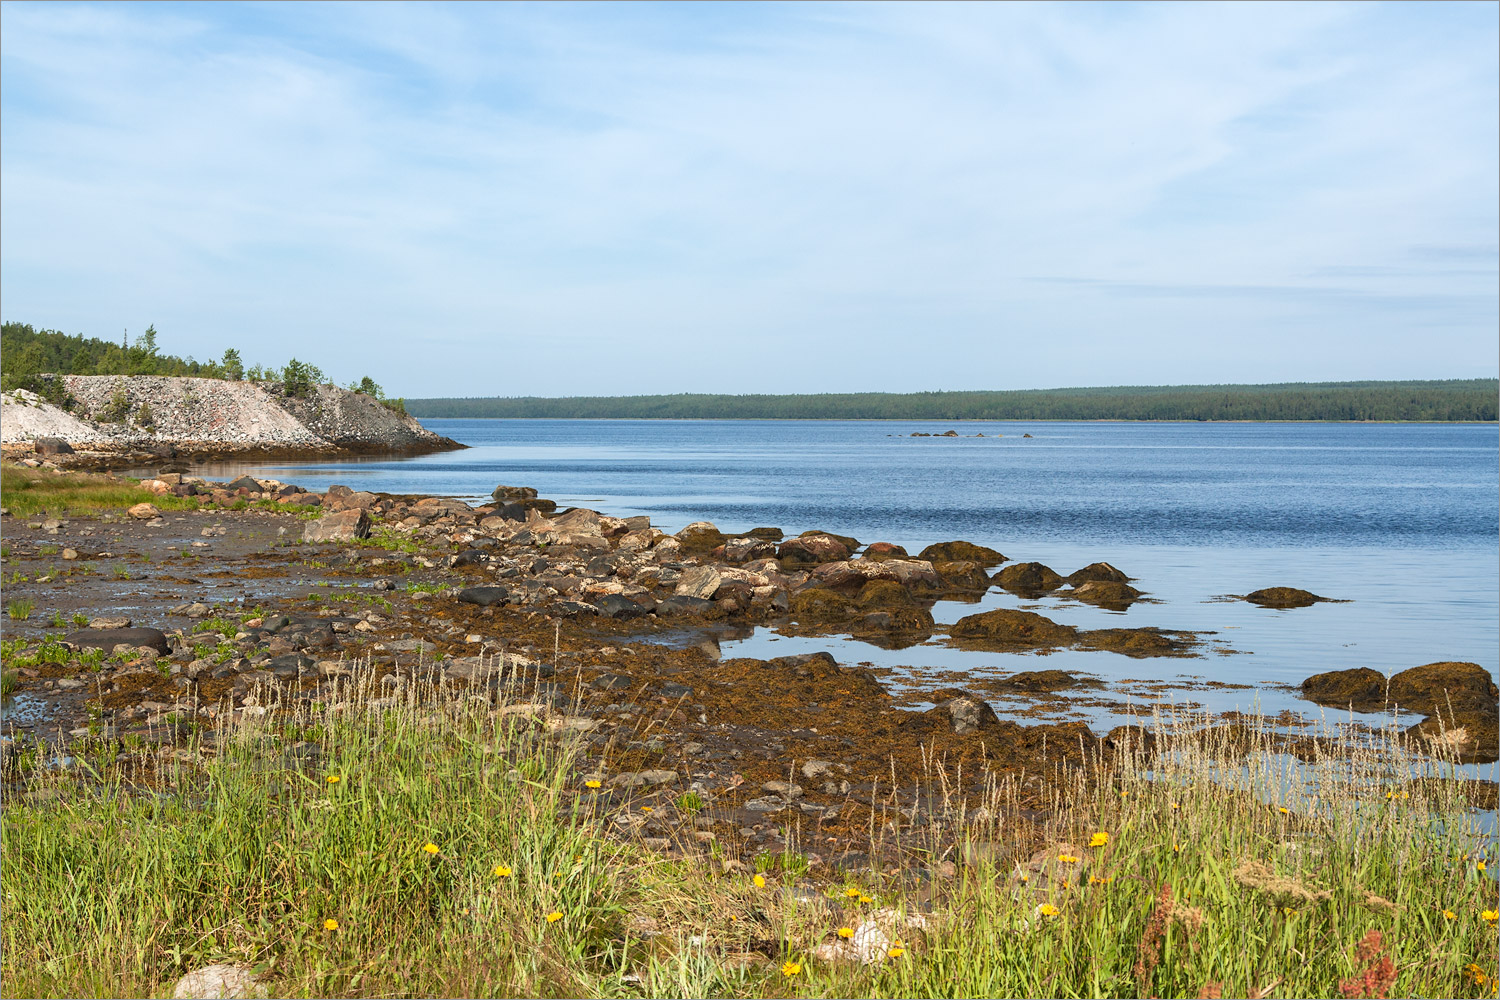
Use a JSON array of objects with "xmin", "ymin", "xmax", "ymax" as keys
[{"xmin": 2, "ymin": 666, "xmax": 1495, "ymax": 999}]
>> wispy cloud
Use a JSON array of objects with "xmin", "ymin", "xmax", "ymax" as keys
[{"xmin": 2, "ymin": 1, "xmax": 1495, "ymax": 394}]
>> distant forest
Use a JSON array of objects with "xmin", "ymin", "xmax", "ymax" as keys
[{"xmin": 409, "ymin": 380, "xmax": 1498, "ymax": 422}]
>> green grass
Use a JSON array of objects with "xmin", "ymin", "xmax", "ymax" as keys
[
  {"xmin": 1, "ymin": 680, "xmax": 1495, "ymax": 999},
  {"xmin": 0, "ymin": 463, "xmax": 202, "ymax": 518},
  {"xmin": 7, "ymin": 597, "xmax": 35, "ymax": 621}
]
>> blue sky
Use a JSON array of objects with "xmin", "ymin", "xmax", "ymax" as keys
[{"xmin": 2, "ymin": 1, "xmax": 1496, "ymax": 397}]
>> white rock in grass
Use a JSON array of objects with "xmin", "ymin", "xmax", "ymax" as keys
[{"xmin": 171, "ymin": 964, "xmax": 267, "ymax": 999}]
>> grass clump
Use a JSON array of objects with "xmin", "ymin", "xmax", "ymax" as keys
[
  {"xmin": 7, "ymin": 598, "xmax": 35, "ymax": 621},
  {"xmin": 0, "ymin": 463, "xmax": 202, "ymax": 518}
]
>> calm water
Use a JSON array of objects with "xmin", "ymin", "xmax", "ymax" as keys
[{"xmin": 226, "ymin": 420, "xmax": 1498, "ymax": 748}]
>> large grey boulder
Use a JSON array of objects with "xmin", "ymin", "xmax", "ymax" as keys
[
  {"xmin": 304, "ymin": 508, "xmax": 372, "ymax": 543},
  {"xmin": 674, "ymin": 565, "xmax": 723, "ymax": 600},
  {"xmin": 64, "ymin": 627, "xmax": 171, "ymax": 655}
]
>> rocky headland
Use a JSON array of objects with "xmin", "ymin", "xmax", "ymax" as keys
[{"xmin": 0, "ymin": 375, "xmax": 461, "ymax": 465}]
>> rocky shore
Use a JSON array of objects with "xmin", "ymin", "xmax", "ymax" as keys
[
  {"xmin": 0, "ymin": 375, "xmax": 462, "ymax": 465},
  {"xmin": 3, "ymin": 467, "xmax": 1495, "ymax": 875}
]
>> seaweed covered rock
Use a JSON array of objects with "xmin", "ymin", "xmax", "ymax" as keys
[
  {"xmin": 1064, "ymin": 580, "xmax": 1145, "ymax": 610},
  {"xmin": 933, "ymin": 560, "xmax": 992, "ymax": 592},
  {"xmin": 1065, "ymin": 562, "xmax": 1131, "ymax": 585},
  {"xmin": 1300, "ymin": 667, "xmax": 1386, "ymax": 711},
  {"xmin": 789, "ymin": 587, "xmax": 856, "ymax": 621},
  {"xmin": 990, "ymin": 670, "xmax": 1101, "ymax": 692},
  {"xmin": 856, "ymin": 580, "xmax": 916, "ymax": 607},
  {"xmin": 919, "ymin": 540, "xmax": 1005, "ymax": 566},
  {"xmin": 994, "ymin": 561, "xmax": 1064, "ymax": 595},
  {"xmin": 676, "ymin": 521, "xmax": 726, "ymax": 555},
  {"xmin": 1243, "ymin": 587, "xmax": 1329, "ymax": 608},
  {"xmin": 1389, "ymin": 661, "xmax": 1498, "ymax": 714},
  {"xmin": 1075, "ymin": 628, "xmax": 1197, "ymax": 658},
  {"xmin": 721, "ymin": 537, "xmax": 778, "ymax": 563},
  {"xmin": 948, "ymin": 609, "xmax": 1077, "ymax": 650}
]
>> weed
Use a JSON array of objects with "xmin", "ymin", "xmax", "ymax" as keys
[
  {"xmin": 71, "ymin": 612, "xmax": 89, "ymax": 627},
  {"xmin": 7, "ymin": 598, "xmax": 35, "ymax": 621}
]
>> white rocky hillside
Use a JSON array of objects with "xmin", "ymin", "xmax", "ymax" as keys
[{"xmin": 1, "ymin": 375, "xmax": 459, "ymax": 456}]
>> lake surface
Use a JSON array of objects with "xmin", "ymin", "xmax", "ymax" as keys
[{"xmin": 224, "ymin": 419, "xmax": 1498, "ymax": 757}]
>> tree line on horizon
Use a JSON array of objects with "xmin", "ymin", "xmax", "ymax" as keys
[
  {"xmin": 406, "ymin": 380, "xmax": 1499, "ymax": 422},
  {"xmin": 0, "ymin": 322, "xmax": 404, "ymax": 414}
]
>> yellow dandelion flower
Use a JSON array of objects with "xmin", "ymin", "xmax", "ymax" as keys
[
  {"xmin": 493, "ymin": 865, "xmax": 512, "ymax": 878},
  {"xmin": 641, "ymin": 806, "xmax": 653, "ymax": 812},
  {"xmin": 422, "ymin": 842, "xmax": 439, "ymax": 855},
  {"xmin": 1059, "ymin": 854, "xmax": 1079, "ymax": 864},
  {"xmin": 1282, "ymin": 907, "xmax": 1296, "ymax": 917},
  {"xmin": 1278, "ymin": 807, "xmax": 1290, "ymax": 815},
  {"xmin": 1173, "ymin": 843, "xmax": 1182, "ymax": 853},
  {"xmin": 1089, "ymin": 832, "xmax": 1109, "ymax": 848},
  {"xmin": 323, "ymin": 918, "xmax": 338, "ymax": 931},
  {"xmin": 326, "ymin": 775, "xmax": 340, "ymax": 784},
  {"xmin": 1482, "ymin": 909, "xmax": 1498, "ymax": 923},
  {"xmin": 838, "ymin": 926, "xmax": 854, "ymax": 939},
  {"xmin": 1170, "ymin": 801, "xmax": 1179, "ymax": 811},
  {"xmin": 845, "ymin": 887, "xmax": 861, "ymax": 898},
  {"xmin": 753, "ymin": 874, "xmax": 766, "ymax": 888},
  {"xmin": 1018, "ymin": 872, "xmax": 1030, "ymax": 882},
  {"xmin": 1479, "ymin": 860, "xmax": 1488, "ymax": 872},
  {"xmin": 858, "ymin": 894, "xmax": 873, "ymax": 904},
  {"xmin": 888, "ymin": 945, "xmax": 906, "ymax": 958},
  {"xmin": 1038, "ymin": 903, "xmax": 1059, "ymax": 917},
  {"xmin": 1444, "ymin": 909, "xmax": 1457, "ymax": 920},
  {"xmin": 1089, "ymin": 875, "xmax": 1115, "ymax": 885},
  {"xmin": 546, "ymin": 911, "xmax": 563, "ymax": 924},
  {"xmin": 782, "ymin": 961, "xmax": 801, "ymax": 977}
]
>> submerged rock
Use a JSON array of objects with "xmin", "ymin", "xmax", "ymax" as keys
[
  {"xmin": 1075, "ymin": 628, "xmax": 1197, "ymax": 658},
  {"xmin": 1300, "ymin": 661, "xmax": 1497, "ymax": 763},
  {"xmin": 990, "ymin": 670, "xmax": 1101, "ymax": 692},
  {"xmin": 1300, "ymin": 667, "xmax": 1387, "ymax": 712},
  {"xmin": 64, "ymin": 626, "xmax": 170, "ymax": 655}
]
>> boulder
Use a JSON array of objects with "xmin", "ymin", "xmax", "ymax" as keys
[
  {"xmin": 863, "ymin": 542, "xmax": 909, "ymax": 560},
  {"xmin": 676, "ymin": 521, "xmax": 726, "ymax": 554},
  {"xmin": 64, "ymin": 627, "xmax": 171, "ymax": 655},
  {"xmin": 226, "ymin": 475, "xmax": 263, "ymax": 493},
  {"xmin": 675, "ymin": 565, "xmax": 723, "ymax": 601},
  {"xmin": 778, "ymin": 533, "xmax": 853, "ymax": 565},
  {"xmin": 722, "ymin": 537, "xmax": 778, "ymax": 563},
  {"xmin": 1388, "ymin": 661, "xmax": 1498, "ymax": 715},
  {"xmin": 948, "ymin": 609, "xmax": 1076, "ymax": 649},
  {"xmin": 546, "ymin": 508, "xmax": 605, "ymax": 535},
  {"xmin": 324, "ymin": 490, "xmax": 377, "ymax": 512},
  {"xmin": 127, "ymin": 502, "xmax": 160, "ymax": 520},
  {"xmin": 856, "ymin": 580, "xmax": 916, "ymax": 607},
  {"xmin": 928, "ymin": 692, "xmax": 1000, "ymax": 735},
  {"xmin": 457, "ymin": 586, "xmax": 511, "ymax": 608},
  {"xmin": 172, "ymin": 964, "xmax": 267, "ymax": 1000},
  {"xmin": 789, "ymin": 588, "xmax": 856, "ymax": 621},
  {"xmin": 1065, "ymin": 562, "xmax": 1131, "ymax": 585},
  {"xmin": 1064, "ymin": 580, "xmax": 1144, "ymax": 610},
  {"xmin": 34, "ymin": 437, "xmax": 74, "ymax": 456},
  {"xmin": 1300, "ymin": 667, "xmax": 1387, "ymax": 712},
  {"xmin": 492, "ymin": 485, "xmax": 539, "ymax": 501},
  {"xmin": 933, "ymin": 560, "xmax": 991, "ymax": 591},
  {"xmin": 655, "ymin": 595, "xmax": 721, "ymax": 618},
  {"xmin": 811, "ymin": 558, "xmax": 942, "ymax": 590},
  {"xmin": 597, "ymin": 594, "xmax": 652, "ymax": 619},
  {"xmin": 1243, "ymin": 587, "xmax": 1328, "ymax": 608},
  {"xmin": 994, "ymin": 561, "xmax": 1063, "ymax": 594},
  {"xmin": 918, "ymin": 540, "xmax": 1005, "ymax": 566},
  {"xmin": 304, "ymin": 509, "xmax": 372, "ymax": 543},
  {"xmin": 990, "ymin": 670, "xmax": 1101, "ymax": 692}
]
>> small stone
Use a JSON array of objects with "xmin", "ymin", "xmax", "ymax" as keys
[
  {"xmin": 127, "ymin": 502, "xmax": 160, "ymax": 520},
  {"xmin": 61, "ymin": 548, "xmax": 78, "ymax": 560},
  {"xmin": 762, "ymin": 780, "xmax": 804, "ymax": 799},
  {"xmin": 171, "ymin": 963, "xmax": 267, "ymax": 999}
]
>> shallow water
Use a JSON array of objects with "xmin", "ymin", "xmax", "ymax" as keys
[{"xmin": 209, "ymin": 418, "xmax": 1497, "ymax": 766}]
